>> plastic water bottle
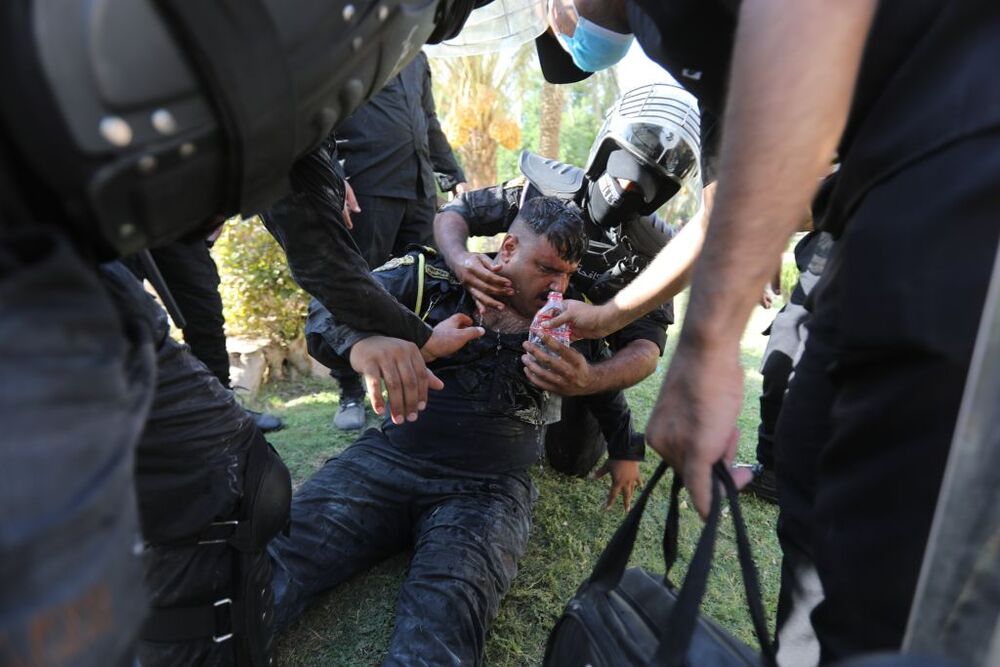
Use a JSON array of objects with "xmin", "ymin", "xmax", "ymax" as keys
[
  {"xmin": 529, "ymin": 292, "xmax": 572, "ymax": 352},
  {"xmin": 528, "ymin": 291, "xmax": 571, "ymax": 425}
]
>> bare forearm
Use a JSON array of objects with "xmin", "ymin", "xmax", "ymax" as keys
[
  {"xmin": 585, "ymin": 340, "xmax": 659, "ymax": 393},
  {"xmin": 605, "ymin": 185, "xmax": 714, "ymax": 328},
  {"xmin": 683, "ymin": 0, "xmax": 875, "ymax": 348},
  {"xmin": 433, "ymin": 210, "xmax": 471, "ymax": 270}
]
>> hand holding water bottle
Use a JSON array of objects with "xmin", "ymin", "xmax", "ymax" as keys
[
  {"xmin": 528, "ymin": 292, "xmax": 572, "ymax": 352},
  {"xmin": 524, "ymin": 292, "xmax": 598, "ymax": 397}
]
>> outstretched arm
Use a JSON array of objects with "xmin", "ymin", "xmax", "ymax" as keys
[
  {"xmin": 546, "ymin": 183, "xmax": 714, "ymax": 340},
  {"xmin": 262, "ymin": 139, "xmax": 434, "ymax": 348},
  {"xmin": 306, "ymin": 251, "xmax": 485, "ymax": 423},
  {"xmin": 266, "ymin": 143, "xmax": 483, "ymax": 423}
]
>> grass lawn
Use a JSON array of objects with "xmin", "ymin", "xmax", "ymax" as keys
[{"xmin": 261, "ymin": 292, "xmax": 783, "ymax": 666}]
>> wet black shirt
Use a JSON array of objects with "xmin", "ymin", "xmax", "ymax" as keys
[{"xmin": 305, "ymin": 250, "xmax": 601, "ymax": 474}]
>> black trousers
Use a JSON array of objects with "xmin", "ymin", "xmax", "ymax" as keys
[
  {"xmin": 0, "ymin": 231, "xmax": 151, "ymax": 666},
  {"xmin": 150, "ymin": 238, "xmax": 231, "ymax": 388},
  {"xmin": 545, "ymin": 389, "xmax": 643, "ymax": 476},
  {"xmin": 775, "ymin": 130, "xmax": 1000, "ymax": 663},
  {"xmin": 269, "ymin": 430, "xmax": 535, "ymax": 666}
]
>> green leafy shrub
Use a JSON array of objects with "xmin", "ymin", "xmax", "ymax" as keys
[
  {"xmin": 212, "ymin": 216, "xmax": 308, "ymax": 344},
  {"xmin": 780, "ymin": 257, "xmax": 800, "ymax": 303}
]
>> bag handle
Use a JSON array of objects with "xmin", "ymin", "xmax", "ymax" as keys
[
  {"xmin": 661, "ymin": 473, "xmax": 683, "ymax": 585},
  {"xmin": 653, "ymin": 463, "xmax": 777, "ymax": 666},
  {"xmin": 586, "ymin": 461, "xmax": 776, "ymax": 665}
]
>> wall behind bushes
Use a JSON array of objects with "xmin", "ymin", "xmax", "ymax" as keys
[{"xmin": 212, "ymin": 216, "xmax": 309, "ymax": 344}]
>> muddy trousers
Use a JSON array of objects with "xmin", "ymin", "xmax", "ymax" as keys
[{"xmin": 269, "ymin": 430, "xmax": 536, "ymax": 666}]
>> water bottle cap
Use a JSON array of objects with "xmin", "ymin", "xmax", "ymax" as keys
[{"xmin": 547, "ymin": 291, "xmax": 563, "ymax": 300}]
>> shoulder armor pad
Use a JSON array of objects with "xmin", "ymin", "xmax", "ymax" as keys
[
  {"xmin": 620, "ymin": 215, "xmax": 676, "ymax": 259},
  {"xmin": 518, "ymin": 151, "xmax": 586, "ymax": 201}
]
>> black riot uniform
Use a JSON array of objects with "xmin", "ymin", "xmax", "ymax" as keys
[
  {"xmin": 336, "ymin": 51, "xmax": 466, "ymax": 267},
  {"xmin": 439, "ymin": 160, "xmax": 676, "ymax": 472},
  {"xmin": 279, "ymin": 247, "xmax": 605, "ymax": 664},
  {"xmin": 0, "ymin": 1, "xmax": 486, "ymax": 665},
  {"xmin": 624, "ymin": 0, "xmax": 1000, "ymax": 662},
  {"xmin": 539, "ymin": 0, "xmax": 1000, "ymax": 659}
]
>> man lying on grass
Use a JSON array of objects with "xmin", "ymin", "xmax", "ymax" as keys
[{"xmin": 268, "ymin": 196, "xmax": 638, "ymax": 665}]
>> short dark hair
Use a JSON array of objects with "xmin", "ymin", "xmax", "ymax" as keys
[{"xmin": 512, "ymin": 196, "xmax": 588, "ymax": 264}]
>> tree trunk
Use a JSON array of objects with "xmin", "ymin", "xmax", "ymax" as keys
[
  {"xmin": 539, "ymin": 82, "xmax": 565, "ymax": 159},
  {"xmin": 459, "ymin": 127, "xmax": 498, "ymax": 188}
]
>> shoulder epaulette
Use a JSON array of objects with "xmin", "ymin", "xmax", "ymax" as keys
[{"xmin": 373, "ymin": 254, "xmax": 416, "ymax": 272}]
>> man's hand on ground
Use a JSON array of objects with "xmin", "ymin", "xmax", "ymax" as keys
[
  {"xmin": 521, "ymin": 335, "xmax": 594, "ymax": 396},
  {"xmin": 421, "ymin": 314, "xmax": 486, "ymax": 362},
  {"xmin": 645, "ymin": 340, "xmax": 754, "ymax": 518},
  {"xmin": 544, "ymin": 300, "xmax": 621, "ymax": 341},
  {"xmin": 595, "ymin": 459, "xmax": 642, "ymax": 512},
  {"xmin": 453, "ymin": 251, "xmax": 513, "ymax": 313},
  {"xmin": 349, "ymin": 336, "xmax": 442, "ymax": 425}
]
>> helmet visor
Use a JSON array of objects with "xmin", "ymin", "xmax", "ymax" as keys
[{"xmin": 616, "ymin": 120, "xmax": 700, "ymax": 185}]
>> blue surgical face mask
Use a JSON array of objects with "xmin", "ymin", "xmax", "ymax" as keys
[{"xmin": 554, "ymin": 1, "xmax": 633, "ymax": 72}]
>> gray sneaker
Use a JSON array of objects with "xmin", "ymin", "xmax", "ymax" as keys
[{"xmin": 333, "ymin": 397, "xmax": 366, "ymax": 430}]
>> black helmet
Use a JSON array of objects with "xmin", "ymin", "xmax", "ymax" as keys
[{"xmin": 584, "ymin": 83, "xmax": 700, "ymax": 228}]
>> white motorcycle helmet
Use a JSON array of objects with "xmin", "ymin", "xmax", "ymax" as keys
[{"xmin": 585, "ymin": 83, "xmax": 701, "ymax": 227}]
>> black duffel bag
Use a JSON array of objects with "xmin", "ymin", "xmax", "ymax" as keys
[{"xmin": 544, "ymin": 461, "xmax": 777, "ymax": 666}]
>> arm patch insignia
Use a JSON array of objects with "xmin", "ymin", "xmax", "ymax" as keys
[{"xmin": 424, "ymin": 263, "xmax": 460, "ymax": 284}]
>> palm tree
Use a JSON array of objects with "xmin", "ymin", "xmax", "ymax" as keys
[
  {"xmin": 538, "ymin": 81, "xmax": 565, "ymax": 159},
  {"xmin": 430, "ymin": 45, "xmax": 533, "ymax": 187}
]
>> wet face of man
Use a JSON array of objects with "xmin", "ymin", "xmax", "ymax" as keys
[{"xmin": 497, "ymin": 231, "xmax": 579, "ymax": 318}]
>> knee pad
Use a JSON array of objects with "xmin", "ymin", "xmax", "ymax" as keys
[{"xmin": 139, "ymin": 430, "xmax": 291, "ymax": 666}]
